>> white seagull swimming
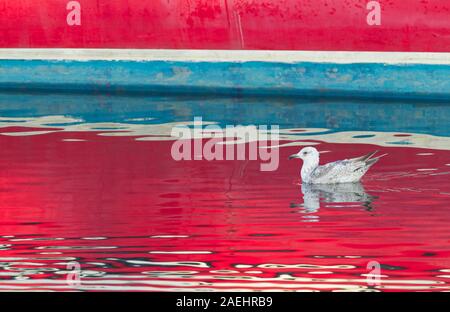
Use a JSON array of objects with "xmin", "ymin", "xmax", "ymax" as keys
[{"xmin": 289, "ymin": 147, "xmax": 386, "ymax": 184}]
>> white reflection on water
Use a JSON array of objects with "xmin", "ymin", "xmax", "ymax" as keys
[
  {"xmin": 1, "ymin": 239, "xmax": 450, "ymax": 291},
  {"xmin": 301, "ymin": 182, "xmax": 374, "ymax": 213},
  {"xmin": 0, "ymin": 272, "xmax": 448, "ymax": 292},
  {"xmin": 1, "ymin": 115, "xmax": 449, "ymax": 150},
  {"xmin": 289, "ymin": 182, "xmax": 376, "ymax": 221}
]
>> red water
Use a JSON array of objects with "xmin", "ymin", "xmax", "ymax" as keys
[{"xmin": 0, "ymin": 129, "xmax": 450, "ymax": 291}]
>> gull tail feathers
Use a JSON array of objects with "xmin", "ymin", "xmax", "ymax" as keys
[
  {"xmin": 352, "ymin": 150, "xmax": 378, "ymax": 162},
  {"xmin": 365, "ymin": 153, "xmax": 388, "ymax": 167}
]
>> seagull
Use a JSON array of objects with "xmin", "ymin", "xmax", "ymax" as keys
[{"xmin": 288, "ymin": 147, "xmax": 387, "ymax": 184}]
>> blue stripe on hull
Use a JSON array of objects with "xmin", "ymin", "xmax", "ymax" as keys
[{"xmin": 0, "ymin": 60, "xmax": 449, "ymax": 100}]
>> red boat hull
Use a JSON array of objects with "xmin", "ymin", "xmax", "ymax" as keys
[{"xmin": 1, "ymin": 0, "xmax": 449, "ymax": 52}]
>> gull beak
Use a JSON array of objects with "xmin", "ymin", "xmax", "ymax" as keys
[{"xmin": 288, "ymin": 154, "xmax": 300, "ymax": 160}]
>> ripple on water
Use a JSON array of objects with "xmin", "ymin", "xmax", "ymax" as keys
[{"xmin": 1, "ymin": 106, "xmax": 450, "ymax": 292}]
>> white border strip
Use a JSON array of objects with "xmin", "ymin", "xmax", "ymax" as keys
[{"xmin": 0, "ymin": 49, "xmax": 449, "ymax": 65}]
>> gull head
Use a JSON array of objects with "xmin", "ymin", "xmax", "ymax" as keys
[{"xmin": 288, "ymin": 146, "xmax": 320, "ymax": 164}]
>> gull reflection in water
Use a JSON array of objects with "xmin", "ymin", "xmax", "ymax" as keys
[{"xmin": 291, "ymin": 183, "xmax": 377, "ymax": 222}]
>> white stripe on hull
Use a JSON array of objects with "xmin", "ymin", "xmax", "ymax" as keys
[{"xmin": 0, "ymin": 49, "xmax": 449, "ymax": 65}]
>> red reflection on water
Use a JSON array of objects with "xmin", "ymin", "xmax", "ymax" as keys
[{"xmin": 0, "ymin": 129, "xmax": 449, "ymax": 291}]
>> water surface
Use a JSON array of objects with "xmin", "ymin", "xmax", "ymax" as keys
[{"xmin": 0, "ymin": 93, "xmax": 449, "ymax": 291}]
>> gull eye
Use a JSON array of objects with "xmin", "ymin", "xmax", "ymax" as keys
[{"xmin": 303, "ymin": 151, "xmax": 307, "ymax": 155}]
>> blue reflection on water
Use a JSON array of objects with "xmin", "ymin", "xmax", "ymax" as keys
[{"xmin": 0, "ymin": 92, "xmax": 448, "ymax": 137}]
